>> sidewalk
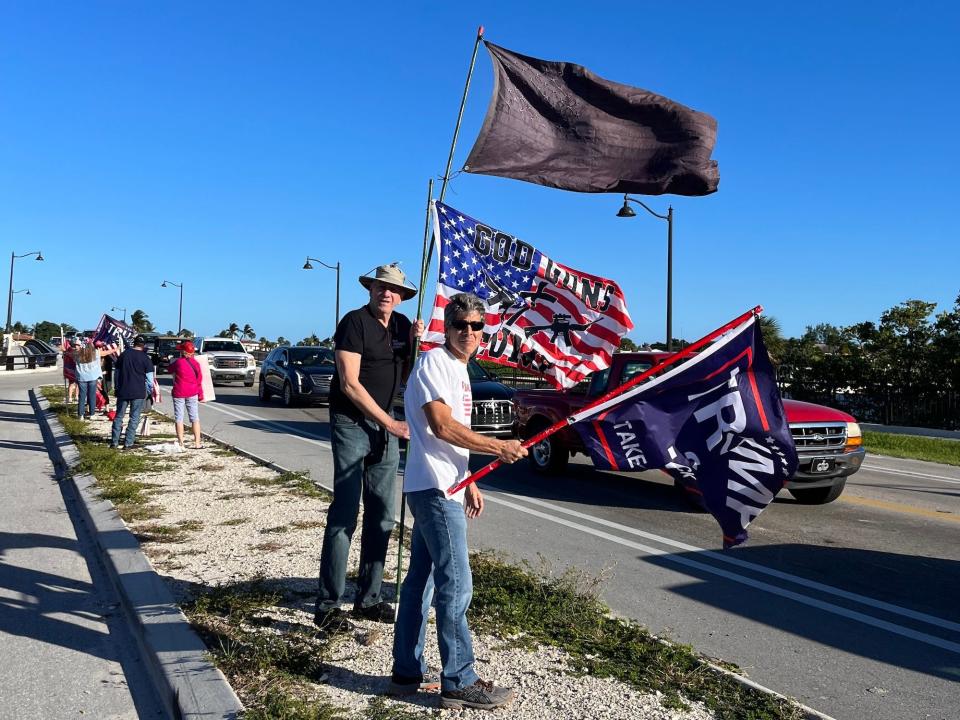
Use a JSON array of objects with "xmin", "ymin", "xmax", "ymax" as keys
[{"xmin": 0, "ymin": 376, "xmax": 164, "ymax": 718}]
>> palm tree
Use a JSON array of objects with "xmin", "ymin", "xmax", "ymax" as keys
[
  {"xmin": 180, "ymin": 328, "xmax": 194, "ymax": 338},
  {"xmin": 300, "ymin": 333, "xmax": 321, "ymax": 346},
  {"xmin": 758, "ymin": 314, "xmax": 785, "ymax": 364},
  {"xmin": 242, "ymin": 324, "xmax": 255, "ymax": 341},
  {"xmin": 130, "ymin": 310, "xmax": 154, "ymax": 333},
  {"xmin": 227, "ymin": 323, "xmax": 240, "ymax": 340},
  {"xmin": 276, "ymin": 336, "xmax": 289, "ymax": 347},
  {"xmin": 258, "ymin": 336, "xmax": 273, "ymax": 349}
]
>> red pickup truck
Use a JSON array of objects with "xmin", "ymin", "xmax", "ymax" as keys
[{"xmin": 512, "ymin": 352, "xmax": 866, "ymax": 504}]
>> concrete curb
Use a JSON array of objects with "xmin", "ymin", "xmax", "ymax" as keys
[
  {"xmin": 164, "ymin": 412, "xmax": 837, "ymax": 720},
  {"xmin": 31, "ymin": 388, "xmax": 244, "ymax": 720}
]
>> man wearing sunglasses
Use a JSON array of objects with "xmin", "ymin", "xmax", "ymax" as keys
[{"xmin": 390, "ymin": 292, "xmax": 526, "ymax": 710}]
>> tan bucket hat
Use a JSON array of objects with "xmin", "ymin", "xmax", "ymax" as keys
[{"xmin": 359, "ymin": 263, "xmax": 418, "ymax": 300}]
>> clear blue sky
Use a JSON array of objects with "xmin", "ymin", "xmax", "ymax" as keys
[{"xmin": 2, "ymin": 2, "xmax": 958, "ymax": 344}]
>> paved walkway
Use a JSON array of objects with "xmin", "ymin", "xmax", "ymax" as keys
[{"xmin": 0, "ymin": 374, "xmax": 164, "ymax": 719}]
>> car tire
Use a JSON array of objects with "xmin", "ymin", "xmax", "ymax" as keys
[
  {"xmin": 790, "ymin": 478, "xmax": 846, "ymax": 505},
  {"xmin": 282, "ymin": 382, "xmax": 296, "ymax": 408},
  {"xmin": 258, "ymin": 379, "xmax": 272, "ymax": 402},
  {"xmin": 527, "ymin": 420, "xmax": 568, "ymax": 474},
  {"xmin": 244, "ymin": 380, "xmax": 254, "ymax": 387}
]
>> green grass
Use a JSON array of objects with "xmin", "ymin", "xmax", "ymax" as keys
[
  {"xmin": 864, "ymin": 430, "xmax": 960, "ymax": 466},
  {"xmin": 469, "ymin": 552, "xmax": 802, "ymax": 720},
  {"xmin": 185, "ymin": 581, "xmax": 349, "ymax": 719}
]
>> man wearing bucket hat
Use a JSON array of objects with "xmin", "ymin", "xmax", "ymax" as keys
[{"xmin": 315, "ymin": 262, "xmax": 424, "ymax": 627}]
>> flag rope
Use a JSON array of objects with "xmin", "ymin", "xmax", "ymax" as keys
[{"xmin": 447, "ymin": 305, "xmax": 763, "ymax": 495}]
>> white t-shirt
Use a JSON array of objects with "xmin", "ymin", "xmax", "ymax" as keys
[{"xmin": 403, "ymin": 346, "xmax": 473, "ymax": 504}]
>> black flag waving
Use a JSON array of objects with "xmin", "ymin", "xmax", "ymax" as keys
[{"xmin": 464, "ymin": 42, "xmax": 719, "ymax": 196}]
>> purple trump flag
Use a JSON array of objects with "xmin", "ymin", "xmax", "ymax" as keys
[{"xmin": 572, "ymin": 316, "xmax": 797, "ymax": 547}]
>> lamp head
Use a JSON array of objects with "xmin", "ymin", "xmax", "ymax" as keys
[
  {"xmin": 161, "ymin": 281, "xmax": 167, "ymax": 288},
  {"xmin": 616, "ymin": 196, "xmax": 636, "ymax": 218},
  {"xmin": 36, "ymin": 252, "xmax": 44, "ymax": 261},
  {"xmin": 25, "ymin": 290, "xmax": 31, "ymax": 296},
  {"xmin": 303, "ymin": 259, "xmax": 313, "ymax": 270}
]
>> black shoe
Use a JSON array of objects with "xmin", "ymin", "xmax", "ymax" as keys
[
  {"xmin": 353, "ymin": 602, "xmax": 395, "ymax": 623},
  {"xmin": 313, "ymin": 607, "xmax": 353, "ymax": 631},
  {"xmin": 440, "ymin": 680, "xmax": 516, "ymax": 710},
  {"xmin": 109, "ymin": 444, "xmax": 119, "ymax": 449},
  {"xmin": 387, "ymin": 671, "xmax": 441, "ymax": 695}
]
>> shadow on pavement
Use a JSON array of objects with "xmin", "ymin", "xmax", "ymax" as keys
[{"xmin": 644, "ymin": 543, "xmax": 960, "ymax": 683}]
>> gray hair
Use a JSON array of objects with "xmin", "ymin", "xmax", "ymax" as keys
[{"xmin": 444, "ymin": 292, "xmax": 486, "ymax": 327}]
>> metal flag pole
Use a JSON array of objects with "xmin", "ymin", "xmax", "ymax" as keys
[
  {"xmin": 422, "ymin": 25, "xmax": 485, "ymax": 286},
  {"xmin": 396, "ymin": 177, "xmax": 436, "ymax": 615},
  {"xmin": 447, "ymin": 306, "xmax": 765, "ymax": 495},
  {"xmin": 395, "ymin": 25, "xmax": 485, "ymax": 618}
]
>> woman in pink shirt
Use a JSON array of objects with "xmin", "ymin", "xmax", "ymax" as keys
[{"xmin": 167, "ymin": 340, "xmax": 205, "ymax": 449}]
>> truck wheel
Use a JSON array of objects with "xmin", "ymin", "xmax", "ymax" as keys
[
  {"xmin": 528, "ymin": 430, "xmax": 569, "ymax": 474},
  {"xmin": 258, "ymin": 379, "xmax": 272, "ymax": 402},
  {"xmin": 790, "ymin": 479, "xmax": 846, "ymax": 505},
  {"xmin": 282, "ymin": 382, "xmax": 296, "ymax": 408},
  {"xmin": 244, "ymin": 380, "xmax": 254, "ymax": 387}
]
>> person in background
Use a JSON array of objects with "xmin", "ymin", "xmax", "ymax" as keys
[
  {"xmin": 99, "ymin": 341, "xmax": 115, "ymax": 398},
  {"xmin": 74, "ymin": 343, "xmax": 103, "ymax": 419},
  {"xmin": 110, "ymin": 335, "xmax": 154, "ymax": 450},
  {"xmin": 62, "ymin": 339, "xmax": 78, "ymax": 403},
  {"xmin": 315, "ymin": 263, "xmax": 424, "ymax": 626},
  {"xmin": 167, "ymin": 340, "xmax": 205, "ymax": 449}
]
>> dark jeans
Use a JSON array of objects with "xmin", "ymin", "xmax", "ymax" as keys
[
  {"xmin": 77, "ymin": 380, "xmax": 97, "ymax": 417},
  {"xmin": 111, "ymin": 398, "xmax": 145, "ymax": 448},
  {"xmin": 316, "ymin": 412, "xmax": 399, "ymax": 612}
]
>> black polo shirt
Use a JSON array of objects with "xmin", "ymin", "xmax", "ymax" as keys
[
  {"xmin": 329, "ymin": 305, "xmax": 412, "ymax": 421},
  {"xmin": 113, "ymin": 348, "xmax": 154, "ymax": 400}
]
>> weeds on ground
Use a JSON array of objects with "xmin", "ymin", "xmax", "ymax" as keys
[
  {"xmin": 864, "ymin": 430, "xmax": 960, "ymax": 466},
  {"xmin": 469, "ymin": 551, "xmax": 803, "ymax": 720},
  {"xmin": 185, "ymin": 580, "xmax": 348, "ymax": 719}
]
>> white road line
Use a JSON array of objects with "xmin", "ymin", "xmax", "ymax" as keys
[
  {"xmin": 861, "ymin": 463, "xmax": 960, "ymax": 485},
  {"xmin": 481, "ymin": 491, "xmax": 960, "ymax": 649},
  {"xmin": 157, "ymin": 387, "xmax": 332, "ymax": 449}
]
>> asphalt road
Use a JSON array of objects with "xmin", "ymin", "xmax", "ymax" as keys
[{"xmin": 157, "ymin": 379, "xmax": 960, "ymax": 720}]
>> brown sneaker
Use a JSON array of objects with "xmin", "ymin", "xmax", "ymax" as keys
[{"xmin": 440, "ymin": 679, "xmax": 515, "ymax": 710}]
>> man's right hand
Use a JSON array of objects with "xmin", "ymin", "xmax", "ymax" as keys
[
  {"xmin": 387, "ymin": 419, "xmax": 410, "ymax": 440},
  {"xmin": 496, "ymin": 439, "xmax": 527, "ymax": 464}
]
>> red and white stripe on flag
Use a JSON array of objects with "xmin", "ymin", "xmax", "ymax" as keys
[{"xmin": 420, "ymin": 202, "xmax": 633, "ymax": 389}]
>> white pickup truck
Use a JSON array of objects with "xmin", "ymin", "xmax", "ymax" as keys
[{"xmin": 196, "ymin": 338, "xmax": 257, "ymax": 387}]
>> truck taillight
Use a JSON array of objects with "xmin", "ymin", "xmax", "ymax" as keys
[{"xmin": 845, "ymin": 421, "xmax": 862, "ymax": 450}]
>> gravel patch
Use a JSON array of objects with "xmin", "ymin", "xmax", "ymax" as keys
[{"xmin": 78, "ymin": 410, "xmax": 715, "ymax": 719}]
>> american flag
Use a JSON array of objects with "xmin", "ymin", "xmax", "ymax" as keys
[{"xmin": 421, "ymin": 201, "xmax": 634, "ymax": 389}]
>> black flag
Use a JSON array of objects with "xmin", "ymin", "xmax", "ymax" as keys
[{"xmin": 464, "ymin": 42, "xmax": 719, "ymax": 196}]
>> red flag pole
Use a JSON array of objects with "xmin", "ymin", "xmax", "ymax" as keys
[{"xmin": 448, "ymin": 305, "xmax": 763, "ymax": 495}]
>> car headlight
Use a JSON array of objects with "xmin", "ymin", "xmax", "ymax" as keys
[
  {"xmin": 845, "ymin": 422, "xmax": 862, "ymax": 451},
  {"xmin": 294, "ymin": 369, "xmax": 307, "ymax": 386},
  {"xmin": 247, "ymin": 357, "xmax": 256, "ymax": 367}
]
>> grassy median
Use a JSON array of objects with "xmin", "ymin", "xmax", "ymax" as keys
[{"xmin": 864, "ymin": 430, "xmax": 960, "ymax": 466}]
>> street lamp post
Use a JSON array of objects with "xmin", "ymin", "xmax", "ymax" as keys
[
  {"xmin": 111, "ymin": 306, "xmax": 128, "ymax": 323},
  {"xmin": 303, "ymin": 257, "xmax": 341, "ymax": 331},
  {"xmin": 6, "ymin": 250, "xmax": 43, "ymax": 333},
  {"xmin": 616, "ymin": 196, "xmax": 674, "ymax": 352},
  {"xmin": 161, "ymin": 280, "xmax": 183, "ymax": 334}
]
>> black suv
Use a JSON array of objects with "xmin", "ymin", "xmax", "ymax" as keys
[{"xmin": 259, "ymin": 346, "xmax": 336, "ymax": 407}]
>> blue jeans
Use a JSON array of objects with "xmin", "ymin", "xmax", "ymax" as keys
[
  {"xmin": 392, "ymin": 489, "xmax": 479, "ymax": 691},
  {"xmin": 77, "ymin": 380, "xmax": 97, "ymax": 417},
  {"xmin": 111, "ymin": 398, "xmax": 145, "ymax": 448},
  {"xmin": 316, "ymin": 412, "xmax": 399, "ymax": 612}
]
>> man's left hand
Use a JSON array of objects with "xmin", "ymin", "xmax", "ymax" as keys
[{"xmin": 465, "ymin": 484, "xmax": 484, "ymax": 519}]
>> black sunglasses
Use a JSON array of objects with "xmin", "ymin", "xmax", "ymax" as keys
[{"xmin": 450, "ymin": 320, "xmax": 485, "ymax": 332}]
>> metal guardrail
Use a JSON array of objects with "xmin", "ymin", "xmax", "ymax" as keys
[{"xmin": 1, "ymin": 353, "xmax": 58, "ymax": 371}]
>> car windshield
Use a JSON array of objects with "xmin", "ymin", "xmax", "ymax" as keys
[
  {"xmin": 467, "ymin": 360, "xmax": 492, "ymax": 382},
  {"xmin": 203, "ymin": 341, "xmax": 245, "ymax": 352},
  {"xmin": 159, "ymin": 339, "xmax": 181, "ymax": 352},
  {"xmin": 289, "ymin": 348, "xmax": 335, "ymax": 367}
]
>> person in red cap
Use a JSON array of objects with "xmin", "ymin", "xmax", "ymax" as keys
[{"xmin": 167, "ymin": 339, "xmax": 205, "ymax": 449}]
